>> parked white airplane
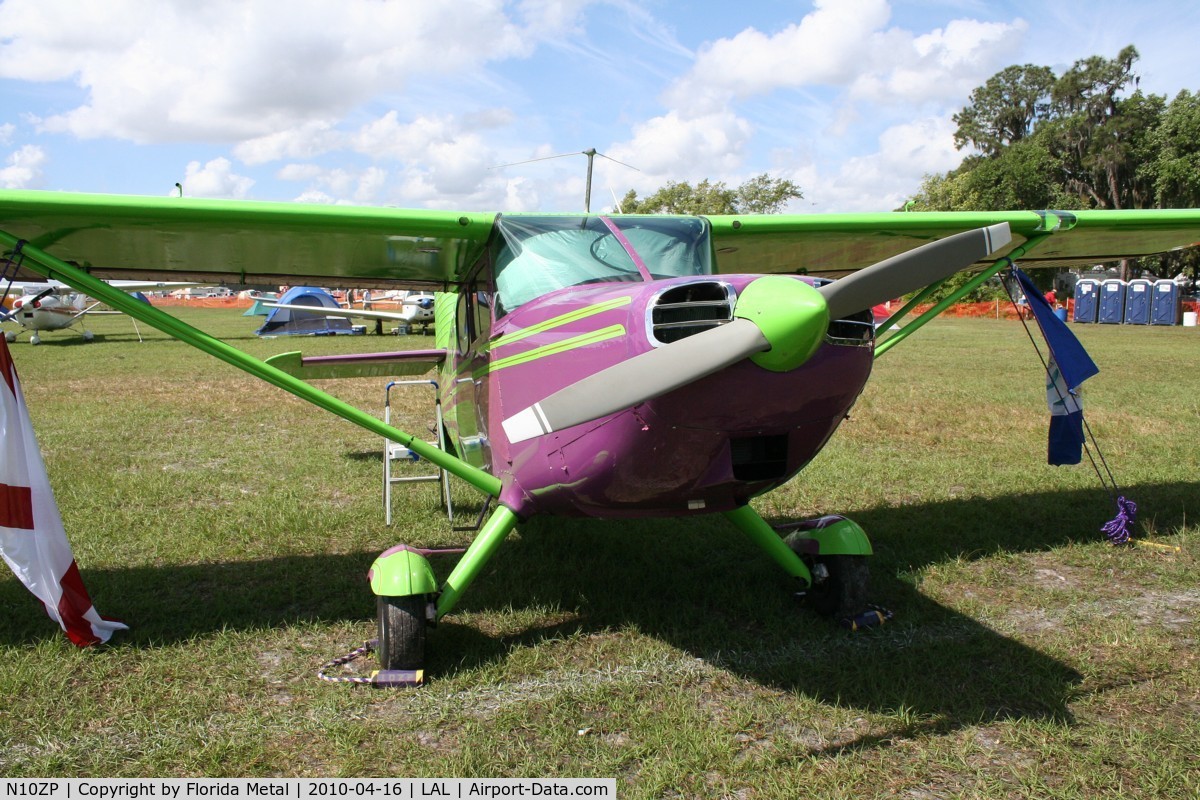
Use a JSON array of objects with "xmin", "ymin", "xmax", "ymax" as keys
[
  {"xmin": 2, "ymin": 280, "xmax": 201, "ymax": 344},
  {"xmin": 267, "ymin": 290, "xmax": 436, "ymax": 334}
]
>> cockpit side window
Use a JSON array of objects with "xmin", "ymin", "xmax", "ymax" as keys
[{"xmin": 455, "ymin": 260, "xmax": 494, "ymax": 353}]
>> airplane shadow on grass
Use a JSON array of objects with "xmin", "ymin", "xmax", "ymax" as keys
[{"xmin": 2, "ymin": 481, "xmax": 1194, "ymax": 749}]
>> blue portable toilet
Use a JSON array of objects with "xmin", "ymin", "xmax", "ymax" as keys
[
  {"xmin": 1124, "ymin": 279, "xmax": 1152, "ymax": 324},
  {"xmin": 1098, "ymin": 279, "xmax": 1126, "ymax": 324},
  {"xmin": 1073, "ymin": 278, "xmax": 1099, "ymax": 323},
  {"xmin": 1151, "ymin": 279, "xmax": 1182, "ymax": 325}
]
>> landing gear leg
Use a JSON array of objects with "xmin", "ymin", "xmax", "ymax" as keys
[
  {"xmin": 723, "ymin": 504, "xmax": 814, "ymax": 588},
  {"xmin": 435, "ymin": 506, "xmax": 520, "ymax": 620}
]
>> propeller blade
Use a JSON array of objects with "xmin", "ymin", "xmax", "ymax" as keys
[
  {"xmin": 818, "ymin": 222, "xmax": 1011, "ymax": 319},
  {"xmin": 501, "ymin": 223, "xmax": 1010, "ymax": 444},
  {"xmin": 502, "ymin": 318, "xmax": 770, "ymax": 443}
]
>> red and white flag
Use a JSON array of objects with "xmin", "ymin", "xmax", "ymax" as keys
[{"xmin": 0, "ymin": 338, "xmax": 127, "ymax": 646}]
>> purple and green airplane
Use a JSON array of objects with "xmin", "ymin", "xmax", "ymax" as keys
[{"xmin": 2, "ymin": 190, "xmax": 1199, "ymax": 681}]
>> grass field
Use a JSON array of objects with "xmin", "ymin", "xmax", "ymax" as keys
[{"xmin": 1, "ymin": 307, "xmax": 1197, "ymax": 796}]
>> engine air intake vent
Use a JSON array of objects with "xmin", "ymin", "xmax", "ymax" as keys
[
  {"xmin": 826, "ymin": 308, "xmax": 875, "ymax": 347},
  {"xmin": 731, "ymin": 434, "xmax": 789, "ymax": 482},
  {"xmin": 649, "ymin": 282, "xmax": 735, "ymax": 345}
]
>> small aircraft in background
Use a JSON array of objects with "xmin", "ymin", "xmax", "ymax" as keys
[
  {"xmin": 2, "ymin": 190, "xmax": 1199, "ymax": 683},
  {"xmin": 267, "ymin": 290, "xmax": 437, "ymax": 334},
  {"xmin": 2, "ymin": 279, "xmax": 201, "ymax": 344}
]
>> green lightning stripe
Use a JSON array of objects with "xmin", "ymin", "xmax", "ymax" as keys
[
  {"xmin": 476, "ymin": 324, "xmax": 627, "ymax": 378},
  {"xmin": 490, "ymin": 295, "xmax": 633, "ymax": 350}
]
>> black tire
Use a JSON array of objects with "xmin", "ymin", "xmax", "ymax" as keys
[
  {"xmin": 377, "ymin": 594, "xmax": 426, "ymax": 671},
  {"xmin": 807, "ymin": 555, "xmax": 870, "ymax": 619}
]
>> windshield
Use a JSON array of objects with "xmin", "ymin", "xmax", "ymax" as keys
[{"xmin": 492, "ymin": 215, "xmax": 712, "ymax": 315}]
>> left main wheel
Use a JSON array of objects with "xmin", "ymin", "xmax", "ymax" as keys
[{"xmin": 377, "ymin": 594, "xmax": 427, "ymax": 671}]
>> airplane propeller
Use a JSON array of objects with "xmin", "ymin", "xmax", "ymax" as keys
[
  {"xmin": 25, "ymin": 287, "xmax": 56, "ymax": 307},
  {"xmin": 2, "ymin": 286, "xmax": 56, "ymax": 321},
  {"xmin": 502, "ymin": 223, "xmax": 1011, "ymax": 443}
]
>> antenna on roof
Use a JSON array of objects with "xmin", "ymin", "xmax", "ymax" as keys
[{"xmin": 490, "ymin": 148, "xmax": 639, "ymax": 212}]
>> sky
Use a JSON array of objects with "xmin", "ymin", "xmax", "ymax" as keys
[{"xmin": 0, "ymin": 0, "xmax": 1197, "ymax": 215}]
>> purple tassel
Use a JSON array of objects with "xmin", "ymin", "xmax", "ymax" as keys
[{"xmin": 1101, "ymin": 496, "xmax": 1137, "ymax": 545}]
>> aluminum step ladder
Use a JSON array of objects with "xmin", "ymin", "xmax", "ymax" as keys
[{"xmin": 383, "ymin": 379, "xmax": 453, "ymax": 526}]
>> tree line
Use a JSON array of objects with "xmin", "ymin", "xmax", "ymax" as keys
[
  {"xmin": 621, "ymin": 45, "xmax": 1198, "ymax": 287},
  {"xmin": 912, "ymin": 45, "xmax": 1198, "ymax": 285},
  {"xmin": 915, "ymin": 46, "xmax": 1199, "ymax": 216}
]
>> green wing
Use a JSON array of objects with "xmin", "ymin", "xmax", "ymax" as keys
[
  {"xmin": 707, "ymin": 209, "xmax": 1200, "ymax": 278},
  {"xmin": 0, "ymin": 190, "xmax": 496, "ymax": 288},
  {"xmin": 2, "ymin": 191, "xmax": 1199, "ymax": 286}
]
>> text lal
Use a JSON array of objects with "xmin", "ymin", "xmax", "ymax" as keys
[{"xmin": 419, "ymin": 784, "xmax": 575, "ymax": 797}]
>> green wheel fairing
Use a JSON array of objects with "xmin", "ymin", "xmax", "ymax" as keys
[
  {"xmin": 785, "ymin": 518, "xmax": 873, "ymax": 556},
  {"xmin": 369, "ymin": 548, "xmax": 438, "ymax": 597},
  {"xmin": 733, "ymin": 276, "xmax": 829, "ymax": 372}
]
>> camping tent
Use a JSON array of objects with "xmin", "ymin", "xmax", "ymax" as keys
[{"xmin": 255, "ymin": 286, "xmax": 361, "ymax": 336}]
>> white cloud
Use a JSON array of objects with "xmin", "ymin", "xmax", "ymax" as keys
[
  {"xmin": 646, "ymin": 1, "xmax": 1031, "ymax": 211},
  {"xmin": 349, "ymin": 111, "xmax": 507, "ymax": 197},
  {"xmin": 605, "ymin": 110, "xmax": 753, "ymax": 187},
  {"xmin": 851, "ymin": 18, "xmax": 1028, "ymax": 105},
  {"xmin": 662, "ymin": 0, "xmax": 892, "ymax": 115},
  {"xmin": 352, "ymin": 112, "xmax": 492, "ymax": 163},
  {"xmin": 515, "ymin": 0, "xmax": 593, "ymax": 39},
  {"xmin": 4, "ymin": 0, "xmax": 1177, "ymax": 213},
  {"xmin": 499, "ymin": 176, "xmax": 544, "ymax": 212},
  {"xmin": 235, "ymin": 122, "xmax": 344, "ymax": 166},
  {"xmin": 0, "ymin": 145, "xmax": 47, "ymax": 188},
  {"xmin": 292, "ymin": 189, "xmax": 336, "ymax": 205},
  {"xmin": 258, "ymin": 108, "xmax": 538, "ymax": 207},
  {"xmin": 180, "ymin": 157, "xmax": 254, "ymax": 198},
  {"xmin": 663, "ymin": 1, "xmax": 1026, "ymax": 114},
  {"xmin": 816, "ymin": 115, "xmax": 960, "ymax": 212},
  {"xmin": 0, "ymin": 0, "xmax": 537, "ymax": 144},
  {"xmin": 276, "ymin": 163, "xmax": 324, "ymax": 183},
  {"xmin": 353, "ymin": 167, "xmax": 389, "ymax": 205}
]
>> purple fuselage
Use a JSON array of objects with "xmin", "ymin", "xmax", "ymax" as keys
[{"xmin": 447, "ymin": 274, "xmax": 873, "ymax": 520}]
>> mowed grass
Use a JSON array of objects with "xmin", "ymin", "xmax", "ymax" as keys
[{"xmin": 1, "ymin": 306, "xmax": 1197, "ymax": 796}]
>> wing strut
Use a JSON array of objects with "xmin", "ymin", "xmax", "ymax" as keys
[
  {"xmin": 0, "ymin": 233, "xmax": 502, "ymax": 499},
  {"xmin": 873, "ymin": 232, "xmax": 1054, "ymax": 358}
]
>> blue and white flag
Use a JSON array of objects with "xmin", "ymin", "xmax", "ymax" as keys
[
  {"xmin": 1013, "ymin": 268, "xmax": 1099, "ymax": 465},
  {"xmin": 1045, "ymin": 357, "xmax": 1086, "ymax": 465}
]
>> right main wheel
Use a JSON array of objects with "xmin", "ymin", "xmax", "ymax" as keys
[
  {"xmin": 377, "ymin": 594, "xmax": 427, "ymax": 671},
  {"xmin": 806, "ymin": 555, "xmax": 870, "ymax": 620}
]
